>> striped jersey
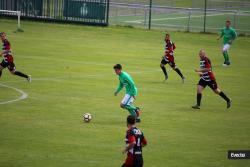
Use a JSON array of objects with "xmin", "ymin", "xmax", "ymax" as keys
[
  {"xmin": 200, "ymin": 57, "xmax": 215, "ymax": 81},
  {"xmin": 2, "ymin": 39, "xmax": 13, "ymax": 62},
  {"xmin": 125, "ymin": 127, "xmax": 147, "ymax": 165},
  {"xmin": 164, "ymin": 40, "xmax": 176, "ymax": 61}
]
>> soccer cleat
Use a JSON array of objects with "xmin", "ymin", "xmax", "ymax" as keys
[
  {"xmin": 164, "ymin": 75, "xmax": 168, "ymax": 81},
  {"xmin": 226, "ymin": 61, "xmax": 231, "ymax": 66},
  {"xmin": 192, "ymin": 105, "xmax": 200, "ymax": 109},
  {"xmin": 227, "ymin": 99, "xmax": 232, "ymax": 109},
  {"xmin": 136, "ymin": 117, "xmax": 141, "ymax": 123},
  {"xmin": 222, "ymin": 63, "xmax": 228, "ymax": 67},
  {"xmin": 27, "ymin": 75, "xmax": 32, "ymax": 83},
  {"xmin": 182, "ymin": 76, "xmax": 186, "ymax": 83}
]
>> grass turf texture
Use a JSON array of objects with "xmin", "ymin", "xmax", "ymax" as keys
[{"xmin": 0, "ymin": 19, "xmax": 250, "ymax": 167}]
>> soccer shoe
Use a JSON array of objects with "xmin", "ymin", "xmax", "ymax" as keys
[
  {"xmin": 227, "ymin": 99, "xmax": 232, "ymax": 109},
  {"xmin": 182, "ymin": 76, "xmax": 186, "ymax": 83},
  {"xmin": 192, "ymin": 105, "xmax": 200, "ymax": 109},
  {"xmin": 164, "ymin": 75, "xmax": 168, "ymax": 81},
  {"xmin": 222, "ymin": 63, "xmax": 228, "ymax": 67},
  {"xmin": 136, "ymin": 117, "xmax": 141, "ymax": 123},
  {"xmin": 226, "ymin": 61, "xmax": 231, "ymax": 66},
  {"xmin": 27, "ymin": 75, "xmax": 32, "ymax": 83}
]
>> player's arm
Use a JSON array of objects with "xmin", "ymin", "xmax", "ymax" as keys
[
  {"xmin": 122, "ymin": 135, "xmax": 136, "ymax": 154},
  {"xmin": 217, "ymin": 29, "xmax": 224, "ymax": 40},
  {"xmin": 114, "ymin": 81, "xmax": 123, "ymax": 96},
  {"xmin": 142, "ymin": 136, "xmax": 148, "ymax": 147},
  {"xmin": 195, "ymin": 68, "xmax": 211, "ymax": 73}
]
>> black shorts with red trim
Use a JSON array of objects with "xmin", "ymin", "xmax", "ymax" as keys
[
  {"xmin": 161, "ymin": 58, "xmax": 176, "ymax": 68},
  {"xmin": 0, "ymin": 60, "xmax": 16, "ymax": 71},
  {"xmin": 198, "ymin": 79, "xmax": 218, "ymax": 90},
  {"xmin": 122, "ymin": 154, "xmax": 143, "ymax": 167}
]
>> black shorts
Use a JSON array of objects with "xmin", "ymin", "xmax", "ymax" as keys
[
  {"xmin": 0, "ymin": 60, "xmax": 16, "ymax": 71},
  {"xmin": 198, "ymin": 79, "xmax": 218, "ymax": 90},
  {"xmin": 161, "ymin": 58, "xmax": 176, "ymax": 68},
  {"xmin": 121, "ymin": 155, "xmax": 143, "ymax": 167}
]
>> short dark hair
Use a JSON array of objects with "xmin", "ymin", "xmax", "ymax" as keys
[
  {"xmin": 127, "ymin": 115, "xmax": 136, "ymax": 125},
  {"xmin": 113, "ymin": 64, "xmax": 122, "ymax": 70},
  {"xmin": 226, "ymin": 20, "xmax": 231, "ymax": 24},
  {"xmin": 0, "ymin": 32, "xmax": 5, "ymax": 36}
]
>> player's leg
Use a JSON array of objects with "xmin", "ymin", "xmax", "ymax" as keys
[
  {"xmin": 160, "ymin": 59, "xmax": 168, "ymax": 80},
  {"xmin": 0, "ymin": 60, "xmax": 7, "ymax": 78},
  {"xmin": 170, "ymin": 61, "xmax": 185, "ymax": 82},
  {"xmin": 192, "ymin": 79, "xmax": 206, "ymax": 109},
  {"xmin": 121, "ymin": 95, "xmax": 137, "ymax": 117},
  {"xmin": 222, "ymin": 44, "xmax": 230, "ymax": 66},
  {"xmin": 210, "ymin": 82, "xmax": 231, "ymax": 108},
  {"xmin": 9, "ymin": 63, "xmax": 31, "ymax": 82}
]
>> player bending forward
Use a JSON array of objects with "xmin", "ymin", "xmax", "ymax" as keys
[
  {"xmin": 0, "ymin": 32, "xmax": 31, "ymax": 82},
  {"xmin": 114, "ymin": 64, "xmax": 141, "ymax": 122},
  {"xmin": 192, "ymin": 50, "xmax": 231, "ymax": 109},
  {"xmin": 160, "ymin": 33, "xmax": 185, "ymax": 82},
  {"xmin": 122, "ymin": 115, "xmax": 147, "ymax": 167}
]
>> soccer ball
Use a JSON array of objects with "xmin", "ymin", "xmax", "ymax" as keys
[{"xmin": 83, "ymin": 113, "xmax": 92, "ymax": 123}]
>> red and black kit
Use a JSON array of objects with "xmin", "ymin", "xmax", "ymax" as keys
[
  {"xmin": 1, "ymin": 39, "xmax": 15, "ymax": 71},
  {"xmin": 122, "ymin": 127, "xmax": 147, "ymax": 167},
  {"xmin": 161, "ymin": 39, "xmax": 176, "ymax": 68},
  {"xmin": 198, "ymin": 57, "xmax": 217, "ymax": 90}
]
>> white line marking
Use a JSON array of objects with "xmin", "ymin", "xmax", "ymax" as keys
[
  {"xmin": 0, "ymin": 83, "xmax": 28, "ymax": 105},
  {"xmin": 124, "ymin": 13, "xmax": 225, "ymax": 23}
]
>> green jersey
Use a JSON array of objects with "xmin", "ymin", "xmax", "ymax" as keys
[
  {"xmin": 115, "ymin": 71, "xmax": 137, "ymax": 96},
  {"xmin": 220, "ymin": 27, "xmax": 237, "ymax": 45}
]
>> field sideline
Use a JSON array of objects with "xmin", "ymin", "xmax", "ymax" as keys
[{"xmin": 0, "ymin": 19, "xmax": 250, "ymax": 167}]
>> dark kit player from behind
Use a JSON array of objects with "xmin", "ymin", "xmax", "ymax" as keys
[
  {"xmin": 0, "ymin": 32, "xmax": 31, "ymax": 82},
  {"xmin": 160, "ymin": 33, "xmax": 185, "ymax": 82},
  {"xmin": 122, "ymin": 115, "xmax": 147, "ymax": 167},
  {"xmin": 192, "ymin": 50, "xmax": 231, "ymax": 109}
]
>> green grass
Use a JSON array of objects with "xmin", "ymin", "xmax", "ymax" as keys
[{"xmin": 0, "ymin": 19, "xmax": 250, "ymax": 167}]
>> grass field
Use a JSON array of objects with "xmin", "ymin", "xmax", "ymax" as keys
[
  {"xmin": 0, "ymin": 19, "xmax": 250, "ymax": 167},
  {"xmin": 110, "ymin": 8, "xmax": 250, "ymax": 34}
]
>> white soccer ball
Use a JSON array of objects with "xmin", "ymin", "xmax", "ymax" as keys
[{"xmin": 83, "ymin": 113, "xmax": 92, "ymax": 123}]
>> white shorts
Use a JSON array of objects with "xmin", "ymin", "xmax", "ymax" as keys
[
  {"xmin": 121, "ymin": 94, "xmax": 135, "ymax": 106},
  {"xmin": 223, "ymin": 44, "xmax": 231, "ymax": 52}
]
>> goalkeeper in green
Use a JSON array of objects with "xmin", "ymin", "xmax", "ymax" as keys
[
  {"xmin": 217, "ymin": 20, "xmax": 237, "ymax": 66},
  {"xmin": 113, "ymin": 64, "xmax": 141, "ymax": 122}
]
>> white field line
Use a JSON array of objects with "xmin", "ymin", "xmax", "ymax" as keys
[
  {"xmin": 124, "ymin": 13, "xmax": 225, "ymax": 23},
  {"xmin": 0, "ymin": 83, "xmax": 28, "ymax": 105}
]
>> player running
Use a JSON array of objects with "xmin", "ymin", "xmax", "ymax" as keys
[
  {"xmin": 217, "ymin": 20, "xmax": 237, "ymax": 66},
  {"xmin": 160, "ymin": 33, "xmax": 185, "ymax": 82},
  {"xmin": 114, "ymin": 64, "xmax": 141, "ymax": 122},
  {"xmin": 192, "ymin": 50, "xmax": 231, "ymax": 109},
  {"xmin": 122, "ymin": 115, "xmax": 147, "ymax": 167},
  {"xmin": 0, "ymin": 32, "xmax": 31, "ymax": 82}
]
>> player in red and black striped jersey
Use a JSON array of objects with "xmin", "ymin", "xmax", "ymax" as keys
[
  {"xmin": 0, "ymin": 32, "xmax": 31, "ymax": 82},
  {"xmin": 160, "ymin": 34, "xmax": 185, "ymax": 82},
  {"xmin": 192, "ymin": 49, "xmax": 231, "ymax": 109},
  {"xmin": 122, "ymin": 115, "xmax": 147, "ymax": 167}
]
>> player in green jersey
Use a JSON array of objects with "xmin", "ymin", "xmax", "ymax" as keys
[
  {"xmin": 113, "ymin": 64, "xmax": 141, "ymax": 122},
  {"xmin": 217, "ymin": 20, "xmax": 237, "ymax": 66}
]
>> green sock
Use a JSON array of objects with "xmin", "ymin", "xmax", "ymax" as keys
[
  {"xmin": 226, "ymin": 52, "xmax": 230, "ymax": 63},
  {"xmin": 124, "ymin": 105, "xmax": 137, "ymax": 117},
  {"xmin": 223, "ymin": 51, "xmax": 230, "ymax": 63}
]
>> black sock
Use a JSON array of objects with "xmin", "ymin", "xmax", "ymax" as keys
[
  {"xmin": 0, "ymin": 70, "xmax": 2, "ymax": 77},
  {"xmin": 219, "ymin": 92, "xmax": 230, "ymax": 102},
  {"xmin": 197, "ymin": 93, "xmax": 202, "ymax": 106},
  {"xmin": 14, "ymin": 71, "xmax": 28, "ymax": 79},
  {"xmin": 161, "ymin": 66, "xmax": 167, "ymax": 76},
  {"xmin": 175, "ymin": 68, "xmax": 184, "ymax": 78}
]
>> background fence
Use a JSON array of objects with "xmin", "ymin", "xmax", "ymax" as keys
[
  {"xmin": 109, "ymin": 0, "xmax": 250, "ymax": 35},
  {"xmin": 0, "ymin": 0, "xmax": 109, "ymax": 26}
]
